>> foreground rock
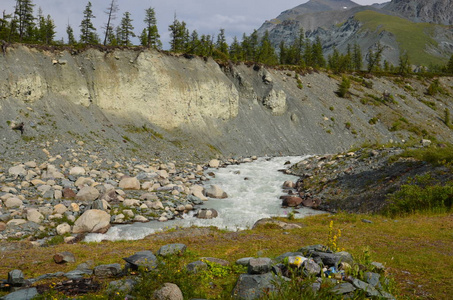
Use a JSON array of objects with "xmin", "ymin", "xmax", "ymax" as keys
[{"xmin": 72, "ymin": 210, "xmax": 111, "ymax": 234}]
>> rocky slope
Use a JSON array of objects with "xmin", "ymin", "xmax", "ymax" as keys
[
  {"xmin": 385, "ymin": 0, "xmax": 453, "ymax": 25},
  {"xmin": 257, "ymin": 0, "xmax": 453, "ymax": 66},
  {"xmin": 1, "ymin": 45, "xmax": 453, "ymax": 164}
]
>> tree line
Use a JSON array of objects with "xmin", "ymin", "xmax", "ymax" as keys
[{"xmin": 1, "ymin": 0, "xmax": 453, "ymax": 74}]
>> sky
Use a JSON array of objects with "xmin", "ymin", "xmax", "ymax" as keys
[{"xmin": 0, "ymin": 0, "xmax": 388, "ymax": 48}]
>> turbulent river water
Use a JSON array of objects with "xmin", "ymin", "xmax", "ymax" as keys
[{"xmin": 85, "ymin": 156, "xmax": 325, "ymax": 242}]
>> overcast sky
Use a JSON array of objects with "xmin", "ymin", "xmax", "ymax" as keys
[{"xmin": 0, "ymin": 0, "xmax": 388, "ymax": 48}]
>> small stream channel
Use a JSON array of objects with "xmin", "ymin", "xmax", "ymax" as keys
[{"xmin": 85, "ymin": 156, "xmax": 325, "ymax": 242}]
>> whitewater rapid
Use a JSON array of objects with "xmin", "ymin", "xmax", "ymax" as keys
[{"xmin": 85, "ymin": 156, "xmax": 325, "ymax": 242}]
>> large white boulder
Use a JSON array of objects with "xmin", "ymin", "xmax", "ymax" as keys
[{"xmin": 72, "ymin": 209, "xmax": 110, "ymax": 234}]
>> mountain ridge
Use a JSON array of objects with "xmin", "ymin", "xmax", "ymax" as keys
[{"xmin": 257, "ymin": 0, "xmax": 453, "ymax": 66}]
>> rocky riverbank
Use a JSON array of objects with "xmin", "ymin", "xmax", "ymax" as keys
[
  {"xmin": 282, "ymin": 141, "xmax": 453, "ymax": 214},
  {"xmin": 0, "ymin": 141, "xmax": 259, "ymax": 243}
]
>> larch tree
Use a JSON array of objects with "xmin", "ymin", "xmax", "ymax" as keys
[
  {"xmin": 13, "ymin": 0, "xmax": 35, "ymax": 41},
  {"xmin": 215, "ymin": 28, "xmax": 229, "ymax": 59},
  {"xmin": 103, "ymin": 0, "xmax": 119, "ymax": 46},
  {"xmin": 258, "ymin": 31, "xmax": 278, "ymax": 65},
  {"xmin": 352, "ymin": 43, "xmax": 362, "ymax": 71},
  {"xmin": 80, "ymin": 2, "xmax": 98, "ymax": 44},
  {"xmin": 119, "ymin": 11, "xmax": 135, "ymax": 46},
  {"xmin": 141, "ymin": 7, "xmax": 161, "ymax": 49},
  {"xmin": 447, "ymin": 54, "xmax": 453, "ymax": 74},
  {"xmin": 169, "ymin": 14, "xmax": 188, "ymax": 52}
]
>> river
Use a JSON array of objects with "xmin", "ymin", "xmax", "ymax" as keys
[{"xmin": 85, "ymin": 156, "xmax": 325, "ymax": 242}]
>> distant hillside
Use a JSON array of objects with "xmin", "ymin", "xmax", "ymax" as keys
[
  {"xmin": 274, "ymin": 0, "xmax": 360, "ymax": 21},
  {"xmin": 257, "ymin": 0, "xmax": 453, "ymax": 67},
  {"xmin": 384, "ymin": 0, "xmax": 453, "ymax": 25}
]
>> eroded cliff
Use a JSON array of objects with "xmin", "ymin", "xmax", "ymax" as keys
[{"xmin": 0, "ymin": 45, "xmax": 452, "ymax": 161}]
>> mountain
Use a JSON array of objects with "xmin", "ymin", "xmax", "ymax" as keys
[
  {"xmin": 257, "ymin": 0, "xmax": 453, "ymax": 66},
  {"xmin": 384, "ymin": 0, "xmax": 453, "ymax": 25},
  {"xmin": 261, "ymin": 0, "xmax": 362, "ymax": 33}
]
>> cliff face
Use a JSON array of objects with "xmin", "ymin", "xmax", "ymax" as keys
[
  {"xmin": 0, "ymin": 46, "xmax": 239, "ymax": 130},
  {"xmin": 0, "ymin": 45, "xmax": 452, "ymax": 161}
]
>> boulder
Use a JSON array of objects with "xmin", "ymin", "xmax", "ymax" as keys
[
  {"xmin": 8, "ymin": 269, "xmax": 25, "ymax": 286},
  {"xmin": 209, "ymin": 159, "xmax": 220, "ymax": 168},
  {"xmin": 1, "ymin": 288, "xmax": 38, "ymax": 300},
  {"xmin": 26, "ymin": 209, "xmax": 44, "ymax": 224},
  {"xmin": 54, "ymin": 251, "xmax": 76, "ymax": 264},
  {"xmin": 153, "ymin": 283, "xmax": 183, "ymax": 300},
  {"xmin": 248, "ymin": 258, "xmax": 273, "ymax": 275},
  {"xmin": 94, "ymin": 263, "xmax": 122, "ymax": 278},
  {"xmin": 281, "ymin": 196, "xmax": 303, "ymax": 207},
  {"xmin": 53, "ymin": 203, "xmax": 68, "ymax": 215},
  {"xmin": 123, "ymin": 250, "xmax": 157, "ymax": 271},
  {"xmin": 76, "ymin": 186, "xmax": 100, "ymax": 201},
  {"xmin": 72, "ymin": 209, "xmax": 110, "ymax": 234},
  {"xmin": 205, "ymin": 184, "xmax": 228, "ymax": 199},
  {"xmin": 196, "ymin": 209, "xmax": 218, "ymax": 219},
  {"xmin": 119, "ymin": 177, "xmax": 141, "ymax": 190},
  {"xmin": 190, "ymin": 185, "xmax": 208, "ymax": 201},
  {"xmin": 303, "ymin": 258, "xmax": 321, "ymax": 276},
  {"xmin": 56, "ymin": 223, "xmax": 71, "ymax": 235},
  {"xmin": 157, "ymin": 244, "xmax": 187, "ymax": 257},
  {"xmin": 283, "ymin": 181, "xmax": 295, "ymax": 189},
  {"xmin": 63, "ymin": 188, "xmax": 77, "ymax": 199},
  {"xmin": 5, "ymin": 197, "xmax": 23, "ymax": 208},
  {"xmin": 69, "ymin": 167, "xmax": 86, "ymax": 176},
  {"xmin": 8, "ymin": 165, "xmax": 27, "ymax": 177},
  {"xmin": 232, "ymin": 273, "xmax": 277, "ymax": 299},
  {"xmin": 332, "ymin": 282, "xmax": 356, "ymax": 295}
]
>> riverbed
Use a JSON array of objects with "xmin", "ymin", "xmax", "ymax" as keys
[{"xmin": 85, "ymin": 156, "xmax": 325, "ymax": 242}]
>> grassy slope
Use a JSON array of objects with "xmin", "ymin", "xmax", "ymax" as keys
[
  {"xmin": 0, "ymin": 213, "xmax": 451, "ymax": 299},
  {"xmin": 354, "ymin": 10, "xmax": 447, "ymax": 66}
]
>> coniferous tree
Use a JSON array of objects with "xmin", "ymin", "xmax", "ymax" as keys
[
  {"xmin": 141, "ymin": 7, "xmax": 160, "ymax": 49},
  {"xmin": 248, "ymin": 30, "xmax": 259, "ymax": 61},
  {"xmin": 187, "ymin": 30, "xmax": 200, "ymax": 54},
  {"xmin": 293, "ymin": 27, "xmax": 305, "ymax": 65},
  {"xmin": 103, "ymin": 0, "xmax": 118, "ymax": 46},
  {"xmin": 279, "ymin": 40, "xmax": 287, "ymax": 65},
  {"xmin": 257, "ymin": 31, "xmax": 278, "ymax": 65},
  {"xmin": 229, "ymin": 36, "xmax": 243, "ymax": 62},
  {"xmin": 215, "ymin": 28, "xmax": 229, "ymax": 59},
  {"xmin": 118, "ymin": 11, "xmax": 135, "ymax": 46},
  {"xmin": 303, "ymin": 42, "xmax": 313, "ymax": 67},
  {"xmin": 80, "ymin": 2, "xmax": 98, "ymax": 44},
  {"xmin": 105, "ymin": 25, "xmax": 117, "ymax": 45},
  {"xmin": 13, "ymin": 0, "xmax": 35, "ymax": 41},
  {"xmin": 447, "ymin": 54, "xmax": 453, "ymax": 74},
  {"xmin": 169, "ymin": 14, "xmax": 189, "ymax": 52},
  {"xmin": 398, "ymin": 51, "xmax": 411, "ymax": 75},
  {"xmin": 0, "ymin": 11, "xmax": 12, "ymax": 40},
  {"xmin": 311, "ymin": 37, "xmax": 325, "ymax": 68},
  {"xmin": 66, "ymin": 24, "xmax": 76, "ymax": 45},
  {"xmin": 352, "ymin": 43, "xmax": 362, "ymax": 70},
  {"xmin": 366, "ymin": 42, "xmax": 385, "ymax": 72}
]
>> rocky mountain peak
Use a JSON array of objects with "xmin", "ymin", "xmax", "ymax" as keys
[
  {"xmin": 384, "ymin": 0, "xmax": 453, "ymax": 25},
  {"xmin": 276, "ymin": 0, "xmax": 361, "ymax": 21}
]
